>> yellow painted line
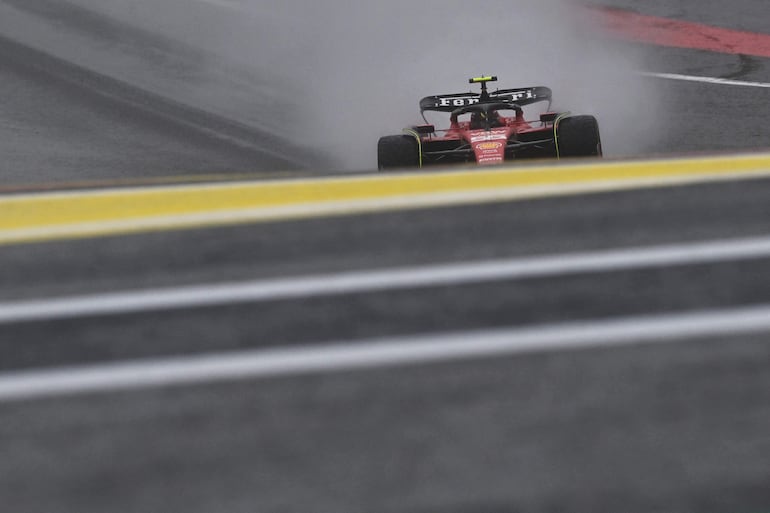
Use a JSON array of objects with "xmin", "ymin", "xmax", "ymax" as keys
[{"xmin": 1, "ymin": 153, "xmax": 770, "ymax": 246}]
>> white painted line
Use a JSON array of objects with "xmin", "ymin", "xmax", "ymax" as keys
[
  {"xmin": 3, "ymin": 235, "xmax": 770, "ymax": 324},
  {"xmin": 2, "ymin": 303, "xmax": 770, "ymax": 402},
  {"xmin": 640, "ymin": 72, "xmax": 770, "ymax": 88}
]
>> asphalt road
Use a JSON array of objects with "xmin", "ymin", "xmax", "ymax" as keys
[
  {"xmin": 2, "ymin": 177, "xmax": 770, "ymax": 513},
  {"xmin": 0, "ymin": 0, "xmax": 327, "ymax": 184},
  {"xmin": 3, "ymin": 177, "xmax": 770, "ymax": 369},
  {"xmin": 1, "ymin": 1, "xmax": 770, "ymax": 513}
]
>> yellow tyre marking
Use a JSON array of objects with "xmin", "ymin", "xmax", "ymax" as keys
[{"xmin": 402, "ymin": 128, "xmax": 424, "ymax": 168}]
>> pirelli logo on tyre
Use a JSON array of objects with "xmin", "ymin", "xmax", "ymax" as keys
[{"xmin": 476, "ymin": 141, "xmax": 503, "ymax": 151}]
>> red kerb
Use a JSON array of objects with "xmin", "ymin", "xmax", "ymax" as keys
[{"xmin": 594, "ymin": 7, "xmax": 770, "ymax": 58}]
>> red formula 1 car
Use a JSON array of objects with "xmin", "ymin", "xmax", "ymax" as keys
[{"xmin": 378, "ymin": 76, "xmax": 602, "ymax": 169}]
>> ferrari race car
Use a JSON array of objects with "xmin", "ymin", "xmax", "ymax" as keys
[{"xmin": 378, "ymin": 76, "xmax": 602, "ymax": 169}]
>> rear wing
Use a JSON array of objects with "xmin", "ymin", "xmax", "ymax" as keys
[{"xmin": 420, "ymin": 86, "xmax": 552, "ymax": 113}]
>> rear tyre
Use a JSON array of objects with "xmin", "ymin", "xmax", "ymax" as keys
[
  {"xmin": 378, "ymin": 135, "xmax": 419, "ymax": 170},
  {"xmin": 556, "ymin": 115, "xmax": 602, "ymax": 158}
]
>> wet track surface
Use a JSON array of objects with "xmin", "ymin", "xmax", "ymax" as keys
[
  {"xmin": 4, "ymin": 177, "xmax": 770, "ymax": 370},
  {"xmin": 1, "ymin": 1, "xmax": 770, "ymax": 512},
  {"xmin": 0, "ymin": 0, "xmax": 325, "ymax": 183}
]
